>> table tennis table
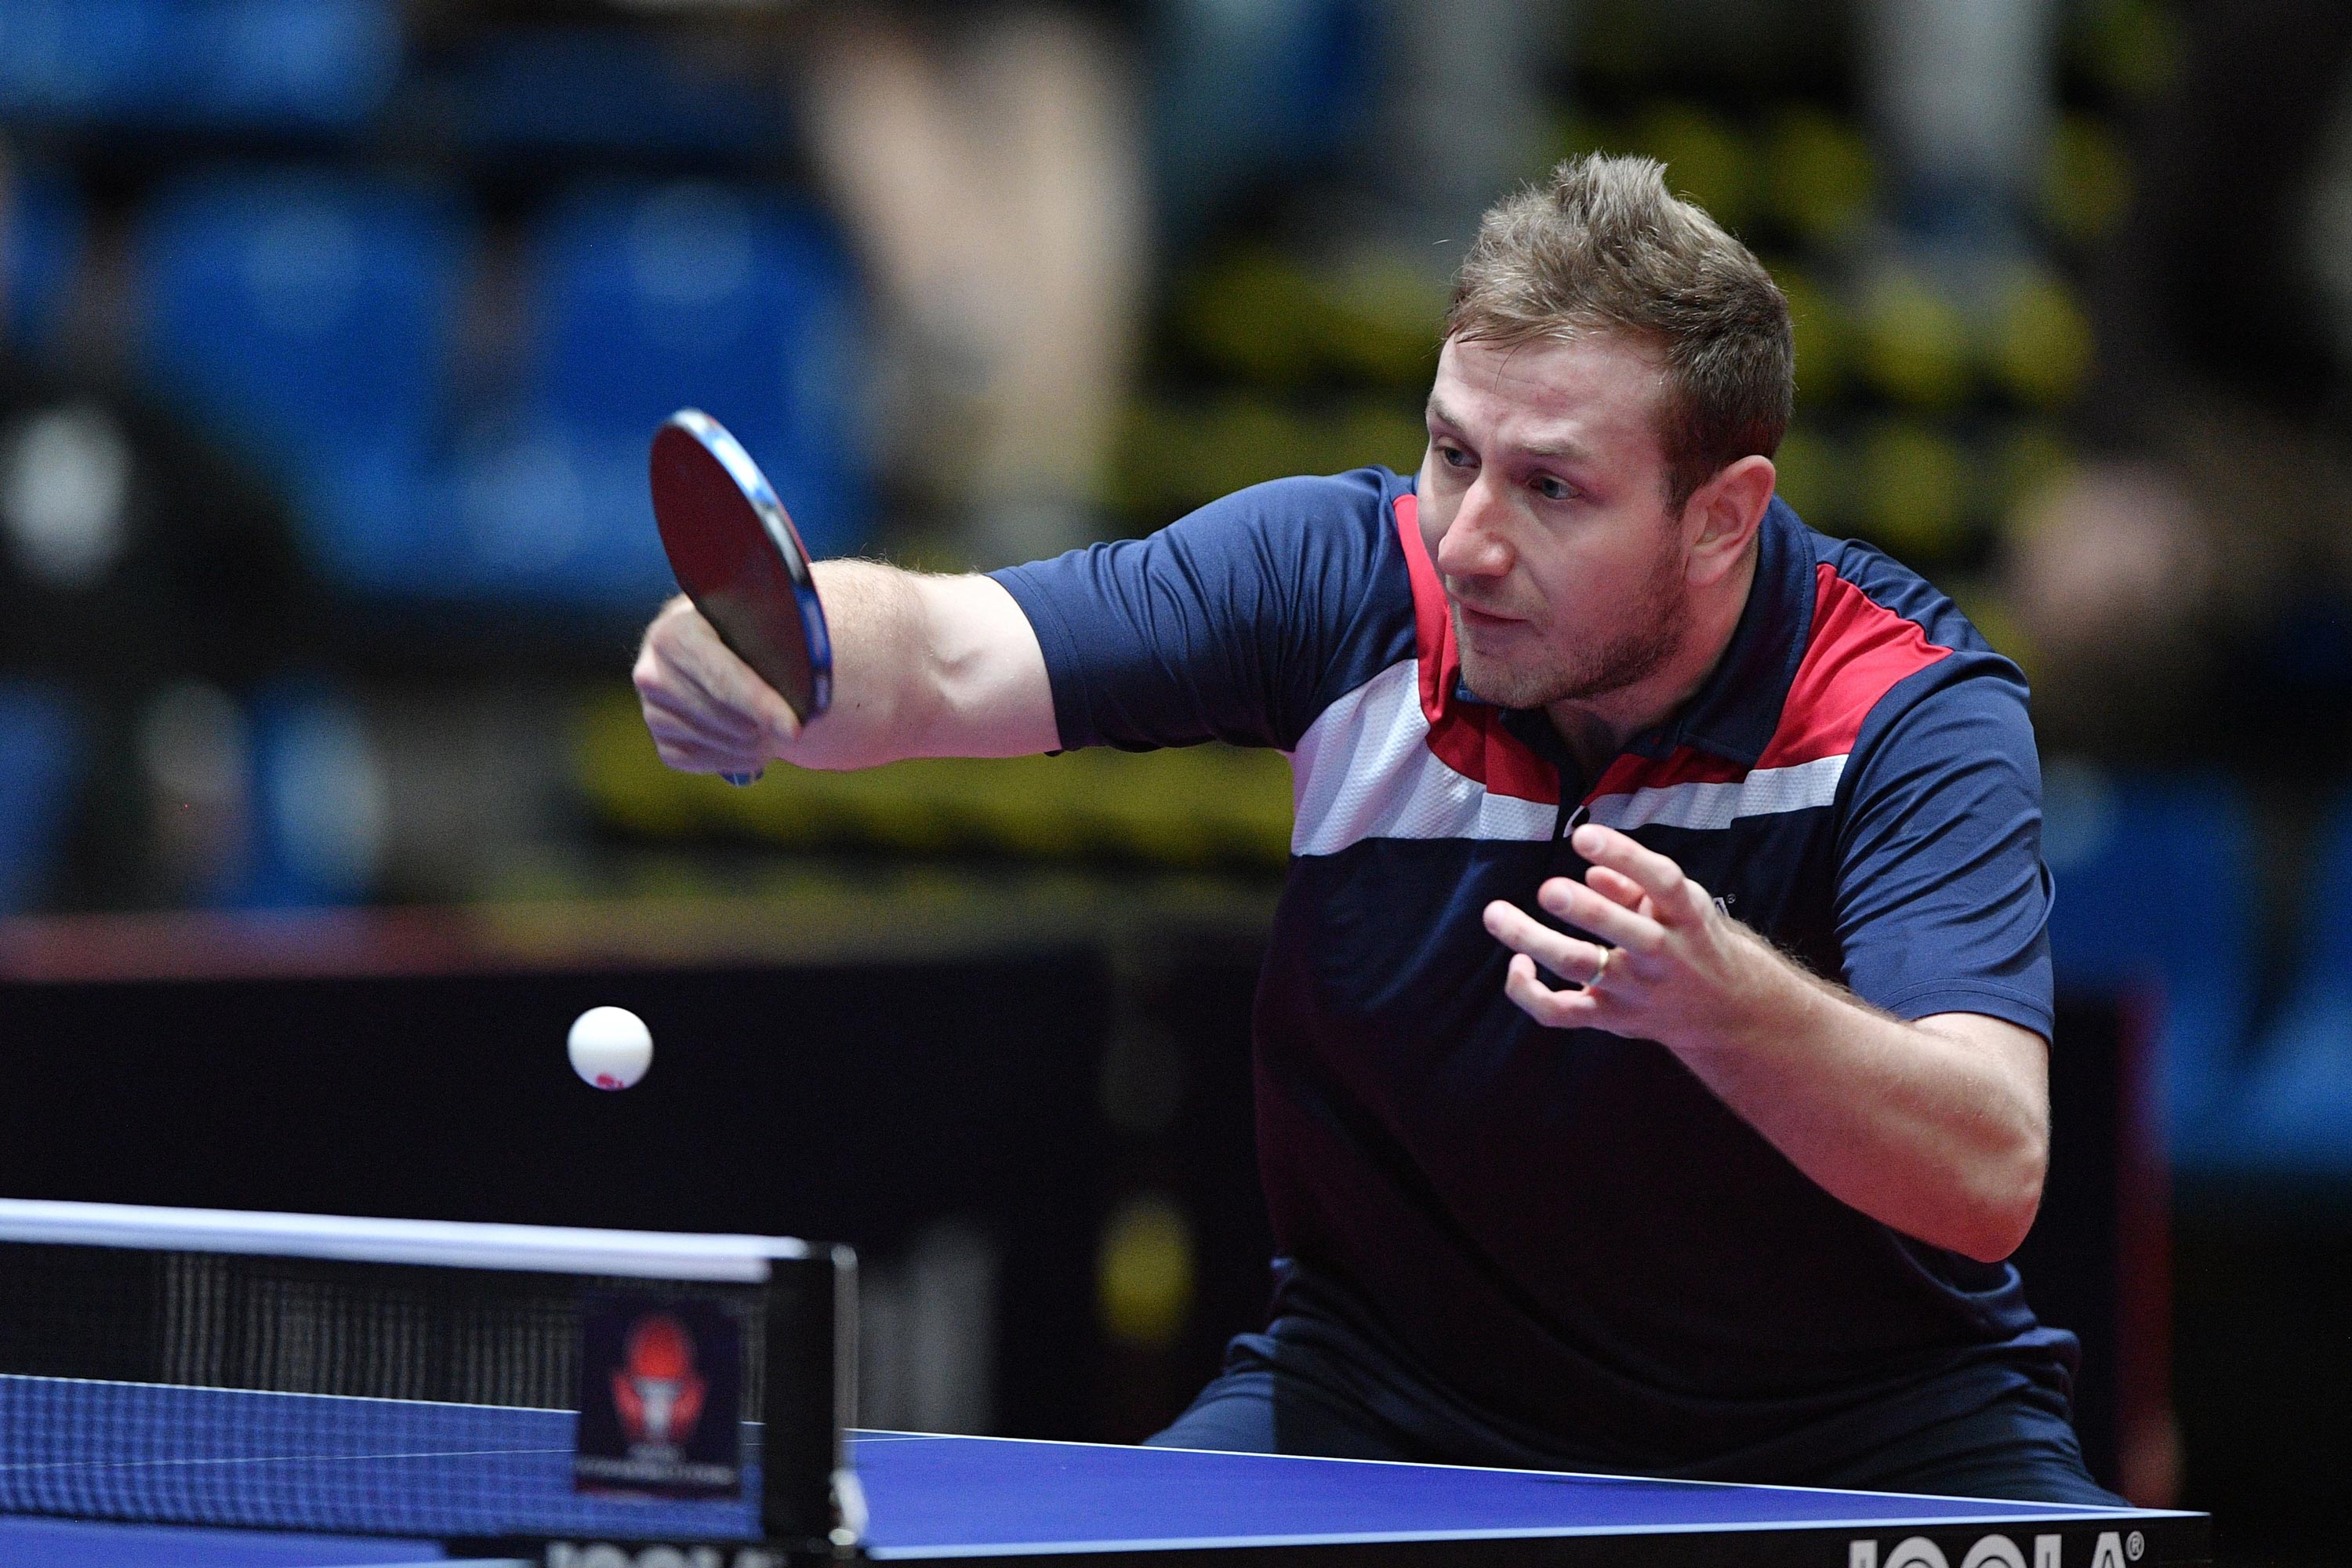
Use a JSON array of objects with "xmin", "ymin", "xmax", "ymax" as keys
[{"xmin": 0, "ymin": 1384, "xmax": 2209, "ymax": 1567}]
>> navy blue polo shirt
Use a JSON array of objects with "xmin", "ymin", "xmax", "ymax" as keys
[{"xmin": 990, "ymin": 466, "xmax": 2078, "ymax": 1478}]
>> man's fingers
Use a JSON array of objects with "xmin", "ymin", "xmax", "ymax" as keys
[
  {"xmin": 1504, "ymin": 953, "xmax": 1602, "ymax": 1028},
  {"xmin": 656, "ymin": 739, "xmax": 769, "ymax": 775},
  {"xmin": 1483, "ymin": 900, "xmax": 1612, "ymax": 985},
  {"xmin": 1570, "ymin": 823, "xmax": 1698, "ymax": 922},
  {"xmin": 645, "ymin": 723, "xmax": 765, "ymax": 772},
  {"xmin": 1584, "ymin": 864, "xmax": 1648, "ymax": 910},
  {"xmin": 641, "ymin": 682, "xmax": 765, "ymax": 750},
  {"xmin": 668, "ymin": 613, "xmax": 803, "ymax": 742},
  {"xmin": 639, "ymin": 615, "xmax": 757, "ymax": 735},
  {"xmin": 639, "ymin": 605, "xmax": 804, "ymax": 753},
  {"xmin": 1534, "ymin": 877, "xmax": 1664, "ymax": 956}
]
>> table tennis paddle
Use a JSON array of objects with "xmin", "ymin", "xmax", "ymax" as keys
[{"xmin": 649, "ymin": 410, "xmax": 833, "ymax": 786}]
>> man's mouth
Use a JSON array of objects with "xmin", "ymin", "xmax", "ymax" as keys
[{"xmin": 1454, "ymin": 601, "xmax": 1521, "ymax": 630}]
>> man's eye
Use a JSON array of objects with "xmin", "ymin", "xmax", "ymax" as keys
[
  {"xmin": 1438, "ymin": 444, "xmax": 1475, "ymax": 469},
  {"xmin": 1534, "ymin": 476, "xmax": 1574, "ymax": 501}
]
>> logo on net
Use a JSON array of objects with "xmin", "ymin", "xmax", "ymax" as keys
[
  {"xmin": 612, "ymin": 1312, "xmax": 708, "ymax": 1457},
  {"xmin": 545, "ymin": 1546, "xmax": 777, "ymax": 1568},
  {"xmin": 573, "ymin": 1292, "xmax": 742, "ymax": 1499},
  {"xmin": 1849, "ymin": 1531, "xmax": 2145, "ymax": 1567}
]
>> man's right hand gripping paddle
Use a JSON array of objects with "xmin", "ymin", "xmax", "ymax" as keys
[{"xmin": 647, "ymin": 409, "xmax": 833, "ymax": 786}]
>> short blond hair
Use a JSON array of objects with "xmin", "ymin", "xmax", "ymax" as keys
[{"xmin": 1445, "ymin": 154, "xmax": 1794, "ymax": 509}]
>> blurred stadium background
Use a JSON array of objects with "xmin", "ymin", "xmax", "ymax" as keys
[{"xmin": 1, "ymin": 0, "xmax": 2347, "ymax": 1562}]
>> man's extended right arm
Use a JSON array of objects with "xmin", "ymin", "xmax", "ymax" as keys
[{"xmin": 632, "ymin": 560, "xmax": 1058, "ymax": 775}]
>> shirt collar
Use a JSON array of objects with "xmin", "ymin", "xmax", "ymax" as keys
[{"xmin": 1472, "ymin": 497, "xmax": 1816, "ymax": 769}]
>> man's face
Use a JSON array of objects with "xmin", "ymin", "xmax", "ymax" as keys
[{"xmin": 1417, "ymin": 332, "xmax": 1692, "ymax": 712}]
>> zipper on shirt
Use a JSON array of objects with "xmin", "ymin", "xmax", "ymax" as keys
[{"xmin": 1553, "ymin": 799, "xmax": 1589, "ymax": 842}]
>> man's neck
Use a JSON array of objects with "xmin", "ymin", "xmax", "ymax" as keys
[{"xmin": 1543, "ymin": 542, "xmax": 1761, "ymax": 782}]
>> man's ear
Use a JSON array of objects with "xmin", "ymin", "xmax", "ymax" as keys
[{"xmin": 1683, "ymin": 455, "xmax": 1776, "ymax": 584}]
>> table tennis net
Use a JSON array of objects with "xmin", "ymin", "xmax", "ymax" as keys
[{"xmin": 0, "ymin": 1224, "xmax": 786, "ymax": 1541}]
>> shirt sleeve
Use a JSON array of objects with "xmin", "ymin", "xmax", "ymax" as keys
[
  {"xmin": 1832, "ymin": 659, "xmax": 2056, "ymax": 1039},
  {"xmin": 986, "ymin": 470, "xmax": 1398, "ymax": 753}
]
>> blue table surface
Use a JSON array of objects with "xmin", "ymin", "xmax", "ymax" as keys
[
  {"xmin": 0, "ymin": 1418, "xmax": 2197, "ymax": 1566},
  {"xmin": 847, "ymin": 1432, "xmax": 2151, "ymax": 1555}
]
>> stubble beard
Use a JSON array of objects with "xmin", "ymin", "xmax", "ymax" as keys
[{"xmin": 1452, "ymin": 539, "xmax": 1690, "ymax": 712}]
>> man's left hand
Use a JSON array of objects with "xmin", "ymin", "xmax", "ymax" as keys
[{"xmin": 1481, "ymin": 820, "xmax": 1790, "ymax": 1048}]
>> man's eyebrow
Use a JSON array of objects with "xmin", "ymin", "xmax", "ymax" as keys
[
  {"xmin": 1425, "ymin": 397, "xmax": 1595, "ymax": 465},
  {"xmin": 1517, "ymin": 434, "xmax": 1596, "ymax": 464}
]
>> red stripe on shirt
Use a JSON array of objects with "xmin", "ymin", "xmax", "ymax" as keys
[
  {"xmin": 1759, "ymin": 564, "xmax": 1951, "ymax": 768},
  {"xmin": 1588, "ymin": 564, "xmax": 1952, "ymax": 804},
  {"xmin": 1587, "ymin": 746, "xmax": 1745, "ymax": 802}
]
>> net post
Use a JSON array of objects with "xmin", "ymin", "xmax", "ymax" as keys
[{"xmin": 760, "ymin": 1243, "xmax": 858, "ymax": 1555}]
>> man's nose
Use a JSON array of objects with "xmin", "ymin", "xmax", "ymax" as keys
[{"xmin": 1436, "ymin": 477, "xmax": 1512, "ymax": 578}]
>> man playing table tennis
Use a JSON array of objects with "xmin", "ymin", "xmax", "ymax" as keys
[{"xmin": 632, "ymin": 154, "xmax": 2114, "ymax": 1505}]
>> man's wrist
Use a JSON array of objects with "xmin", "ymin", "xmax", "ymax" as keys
[{"xmin": 1667, "ymin": 921, "xmax": 1826, "ymax": 1062}]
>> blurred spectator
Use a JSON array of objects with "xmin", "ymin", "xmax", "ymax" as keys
[
  {"xmin": 1862, "ymin": 0, "xmax": 2057, "ymax": 255},
  {"xmin": 789, "ymin": 2, "xmax": 1147, "ymax": 566},
  {"xmin": 2002, "ymin": 460, "xmax": 2216, "ymax": 764},
  {"xmin": 2089, "ymin": 0, "xmax": 2352, "ymax": 419},
  {"xmin": 1358, "ymin": 0, "xmax": 1555, "ymax": 260},
  {"xmin": 0, "ymin": 365, "xmax": 306, "ymax": 701},
  {"xmin": 2031, "ymin": 0, "xmax": 2352, "ymax": 779},
  {"xmin": 2002, "ymin": 405, "xmax": 2352, "ymax": 779},
  {"xmin": 0, "ymin": 326, "xmax": 310, "ymax": 908}
]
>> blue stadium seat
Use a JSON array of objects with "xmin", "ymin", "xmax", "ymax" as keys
[
  {"xmin": 233, "ymin": 684, "xmax": 383, "ymax": 909},
  {"xmin": 1152, "ymin": 0, "xmax": 1381, "ymax": 240},
  {"xmin": 130, "ymin": 169, "xmax": 469, "ymax": 593},
  {"xmin": 446, "ymin": 26, "xmax": 789, "ymax": 160},
  {"xmin": 2, "ymin": 160, "xmax": 83, "ymax": 355},
  {"xmin": 446, "ymin": 181, "xmax": 870, "ymax": 608},
  {"xmin": 2232, "ymin": 792, "xmax": 2352, "ymax": 1172},
  {"xmin": 2042, "ymin": 763, "xmax": 2257, "ymax": 1163},
  {"xmin": 0, "ymin": 681, "xmax": 84, "ymax": 913},
  {"xmin": 0, "ymin": 0, "xmax": 397, "ymax": 132},
  {"xmin": 175, "ymin": 0, "xmax": 401, "ymax": 132},
  {"xmin": 0, "ymin": 0, "xmax": 173, "ymax": 124}
]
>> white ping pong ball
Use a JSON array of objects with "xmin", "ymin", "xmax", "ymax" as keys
[{"xmin": 568, "ymin": 1006, "xmax": 653, "ymax": 1091}]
